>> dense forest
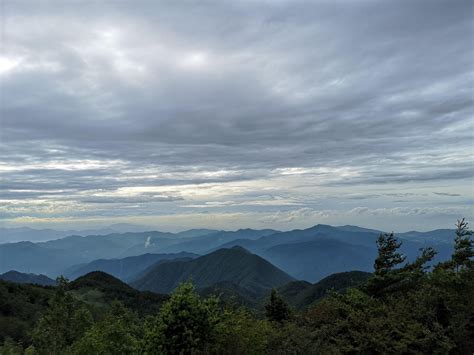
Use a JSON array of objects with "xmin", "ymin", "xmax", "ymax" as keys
[{"xmin": 0, "ymin": 220, "xmax": 473, "ymax": 354}]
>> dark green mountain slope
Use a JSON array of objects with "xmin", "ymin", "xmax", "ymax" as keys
[
  {"xmin": 69, "ymin": 271, "xmax": 168, "ymax": 315},
  {"xmin": 64, "ymin": 252, "xmax": 198, "ymax": 281},
  {"xmin": 279, "ymin": 271, "xmax": 372, "ymax": 309},
  {"xmin": 0, "ymin": 270, "xmax": 56, "ymax": 286},
  {"xmin": 0, "ymin": 279, "xmax": 54, "ymax": 345},
  {"xmin": 131, "ymin": 246, "xmax": 294, "ymax": 297}
]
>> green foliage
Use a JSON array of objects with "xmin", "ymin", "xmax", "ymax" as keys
[
  {"xmin": 215, "ymin": 308, "xmax": 273, "ymax": 354},
  {"xmin": 143, "ymin": 282, "xmax": 222, "ymax": 354},
  {"xmin": 373, "ymin": 232, "xmax": 406, "ymax": 275},
  {"xmin": 0, "ymin": 280, "xmax": 53, "ymax": 345},
  {"xmin": 69, "ymin": 271, "xmax": 167, "ymax": 316},
  {"xmin": 71, "ymin": 302, "xmax": 140, "ymax": 355},
  {"xmin": 452, "ymin": 218, "xmax": 473, "ymax": 271},
  {"xmin": 265, "ymin": 289, "xmax": 291, "ymax": 323},
  {"xmin": 31, "ymin": 276, "xmax": 90, "ymax": 355},
  {"xmin": 0, "ymin": 337, "xmax": 24, "ymax": 355}
]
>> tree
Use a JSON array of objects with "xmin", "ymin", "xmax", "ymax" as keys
[
  {"xmin": 32, "ymin": 276, "xmax": 91, "ymax": 355},
  {"xmin": 0, "ymin": 337, "xmax": 24, "ymax": 355},
  {"xmin": 452, "ymin": 218, "xmax": 473, "ymax": 271},
  {"xmin": 374, "ymin": 232, "xmax": 406, "ymax": 275},
  {"xmin": 265, "ymin": 289, "xmax": 291, "ymax": 323},
  {"xmin": 72, "ymin": 302, "xmax": 140, "ymax": 355},
  {"xmin": 143, "ymin": 282, "xmax": 222, "ymax": 354}
]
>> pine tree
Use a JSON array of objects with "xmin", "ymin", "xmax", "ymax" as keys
[
  {"xmin": 265, "ymin": 289, "xmax": 291, "ymax": 323},
  {"xmin": 452, "ymin": 218, "xmax": 473, "ymax": 271},
  {"xmin": 366, "ymin": 232, "xmax": 408, "ymax": 297},
  {"xmin": 374, "ymin": 232, "xmax": 406, "ymax": 275}
]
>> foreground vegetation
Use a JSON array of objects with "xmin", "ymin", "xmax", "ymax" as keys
[{"xmin": 1, "ymin": 220, "xmax": 473, "ymax": 354}]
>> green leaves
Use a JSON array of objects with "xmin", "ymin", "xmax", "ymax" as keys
[{"xmin": 143, "ymin": 282, "xmax": 222, "ymax": 354}]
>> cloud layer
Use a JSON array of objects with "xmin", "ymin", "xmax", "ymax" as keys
[{"xmin": 1, "ymin": 0, "xmax": 473, "ymax": 231}]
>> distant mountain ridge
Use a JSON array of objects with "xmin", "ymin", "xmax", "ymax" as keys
[
  {"xmin": 0, "ymin": 270, "xmax": 56, "ymax": 286},
  {"xmin": 0, "ymin": 224, "xmax": 457, "ymax": 282}
]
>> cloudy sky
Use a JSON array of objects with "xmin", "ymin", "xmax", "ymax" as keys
[{"xmin": 0, "ymin": 0, "xmax": 472, "ymax": 232}]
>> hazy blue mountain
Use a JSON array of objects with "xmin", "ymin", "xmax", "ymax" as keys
[
  {"xmin": 174, "ymin": 229, "xmax": 220, "ymax": 239},
  {"xmin": 261, "ymin": 239, "xmax": 376, "ymax": 281},
  {"xmin": 64, "ymin": 252, "xmax": 199, "ymax": 281},
  {"xmin": 279, "ymin": 271, "xmax": 372, "ymax": 309},
  {"xmin": 159, "ymin": 229, "xmax": 280, "ymax": 254},
  {"xmin": 0, "ymin": 224, "xmax": 155, "ymax": 244},
  {"xmin": 1, "ymin": 224, "xmax": 456, "ymax": 283},
  {"xmin": 39, "ymin": 231, "xmax": 183, "ymax": 261},
  {"xmin": 131, "ymin": 246, "xmax": 294, "ymax": 297},
  {"xmin": 335, "ymin": 225, "xmax": 383, "ymax": 234},
  {"xmin": 216, "ymin": 224, "xmax": 455, "ymax": 282},
  {"xmin": 0, "ymin": 241, "xmax": 80, "ymax": 276},
  {"xmin": 398, "ymin": 229, "xmax": 455, "ymax": 244},
  {"xmin": 0, "ymin": 270, "xmax": 56, "ymax": 286}
]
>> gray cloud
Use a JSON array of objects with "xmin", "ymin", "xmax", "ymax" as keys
[{"xmin": 1, "ymin": 0, "xmax": 472, "ymax": 230}]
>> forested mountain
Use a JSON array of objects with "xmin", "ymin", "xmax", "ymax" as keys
[
  {"xmin": 278, "ymin": 271, "xmax": 372, "ymax": 309},
  {"xmin": 131, "ymin": 246, "xmax": 294, "ymax": 296},
  {"xmin": 0, "ymin": 271, "xmax": 56, "ymax": 286},
  {"xmin": 69, "ymin": 272, "xmax": 168, "ymax": 315},
  {"xmin": 64, "ymin": 252, "xmax": 198, "ymax": 281}
]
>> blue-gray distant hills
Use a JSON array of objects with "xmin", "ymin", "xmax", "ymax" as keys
[
  {"xmin": 64, "ymin": 252, "xmax": 199, "ymax": 282},
  {"xmin": 0, "ymin": 270, "xmax": 56, "ymax": 286},
  {"xmin": 0, "ymin": 225, "xmax": 456, "ymax": 282},
  {"xmin": 0, "ymin": 228, "xmax": 276, "ymax": 276}
]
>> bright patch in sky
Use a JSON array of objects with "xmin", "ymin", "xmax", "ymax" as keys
[
  {"xmin": 0, "ymin": 57, "xmax": 19, "ymax": 74},
  {"xmin": 179, "ymin": 52, "xmax": 208, "ymax": 69}
]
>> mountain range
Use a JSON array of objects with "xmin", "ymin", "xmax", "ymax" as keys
[{"xmin": 0, "ymin": 224, "xmax": 456, "ymax": 283}]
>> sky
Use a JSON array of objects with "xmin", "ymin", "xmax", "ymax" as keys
[{"xmin": 0, "ymin": 0, "xmax": 473, "ymax": 232}]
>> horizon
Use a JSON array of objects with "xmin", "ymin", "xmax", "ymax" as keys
[
  {"xmin": 0, "ymin": 221, "xmax": 461, "ymax": 236},
  {"xmin": 1, "ymin": 1, "xmax": 473, "ymax": 232}
]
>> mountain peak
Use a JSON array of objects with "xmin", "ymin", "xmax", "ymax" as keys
[{"xmin": 131, "ymin": 247, "xmax": 294, "ymax": 296}]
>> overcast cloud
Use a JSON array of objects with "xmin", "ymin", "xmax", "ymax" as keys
[{"xmin": 0, "ymin": 0, "xmax": 473, "ymax": 232}]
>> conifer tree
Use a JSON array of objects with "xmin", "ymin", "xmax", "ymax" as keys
[
  {"xmin": 265, "ymin": 289, "xmax": 291, "ymax": 323},
  {"xmin": 452, "ymin": 218, "xmax": 473, "ymax": 271},
  {"xmin": 373, "ymin": 232, "xmax": 406, "ymax": 275}
]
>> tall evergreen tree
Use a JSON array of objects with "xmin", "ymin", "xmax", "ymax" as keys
[
  {"xmin": 373, "ymin": 232, "xmax": 406, "ymax": 275},
  {"xmin": 452, "ymin": 218, "xmax": 473, "ymax": 271},
  {"xmin": 265, "ymin": 289, "xmax": 291, "ymax": 323}
]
